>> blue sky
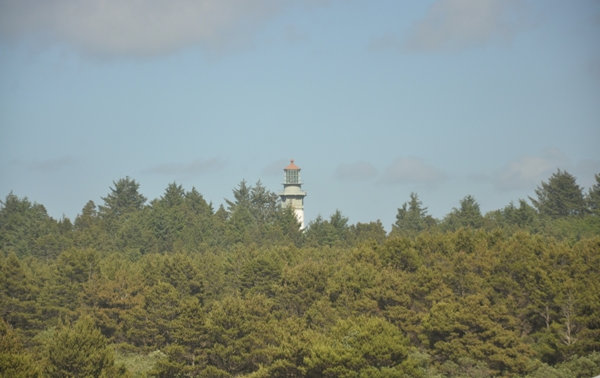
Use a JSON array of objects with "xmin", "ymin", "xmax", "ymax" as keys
[{"xmin": 1, "ymin": 0, "xmax": 599, "ymax": 229}]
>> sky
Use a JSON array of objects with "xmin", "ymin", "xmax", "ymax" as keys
[{"xmin": 1, "ymin": 0, "xmax": 599, "ymax": 229}]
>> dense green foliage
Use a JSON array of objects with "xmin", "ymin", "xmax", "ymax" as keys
[
  {"xmin": 1, "ymin": 172, "xmax": 599, "ymax": 377},
  {"xmin": 530, "ymin": 170, "xmax": 587, "ymax": 218}
]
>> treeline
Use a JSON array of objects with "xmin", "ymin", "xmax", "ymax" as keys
[{"xmin": 1, "ymin": 170, "xmax": 599, "ymax": 377}]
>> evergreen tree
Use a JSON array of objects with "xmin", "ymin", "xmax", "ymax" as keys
[
  {"xmin": 81, "ymin": 263, "xmax": 144, "ymax": 342},
  {"xmin": 149, "ymin": 344, "xmax": 190, "ymax": 377},
  {"xmin": 225, "ymin": 180, "xmax": 251, "ymax": 214},
  {"xmin": 99, "ymin": 177, "xmax": 146, "ymax": 219},
  {"xmin": 393, "ymin": 192, "xmax": 434, "ymax": 235},
  {"xmin": 185, "ymin": 187, "xmax": 213, "ymax": 217},
  {"xmin": 4, "ymin": 174, "xmax": 600, "ymax": 376},
  {"xmin": 350, "ymin": 220, "xmax": 387, "ymax": 244},
  {"xmin": 179, "ymin": 187, "xmax": 214, "ymax": 250},
  {"xmin": 72, "ymin": 200, "xmax": 110, "ymax": 251},
  {"xmin": 305, "ymin": 211, "xmax": 350, "ymax": 247},
  {"xmin": 226, "ymin": 180, "xmax": 280, "ymax": 226},
  {"xmin": 443, "ymin": 195, "xmax": 483, "ymax": 230},
  {"xmin": 304, "ymin": 316, "xmax": 411, "ymax": 376},
  {"xmin": 37, "ymin": 248, "xmax": 101, "ymax": 321},
  {"xmin": 249, "ymin": 180, "xmax": 279, "ymax": 225},
  {"xmin": 159, "ymin": 182, "xmax": 185, "ymax": 208},
  {"xmin": 0, "ymin": 253, "xmax": 41, "ymax": 331},
  {"xmin": 501, "ymin": 199, "xmax": 538, "ymax": 228},
  {"xmin": 169, "ymin": 297, "xmax": 207, "ymax": 373},
  {"xmin": 126, "ymin": 281, "xmax": 181, "ymax": 347},
  {"xmin": 209, "ymin": 205, "xmax": 229, "ymax": 246},
  {"xmin": 0, "ymin": 319, "xmax": 38, "ymax": 377},
  {"xmin": 0, "ymin": 192, "xmax": 60, "ymax": 258},
  {"xmin": 329, "ymin": 209, "xmax": 350, "ymax": 242},
  {"xmin": 74, "ymin": 200, "xmax": 98, "ymax": 230},
  {"xmin": 225, "ymin": 203, "xmax": 257, "ymax": 245},
  {"xmin": 44, "ymin": 316, "xmax": 124, "ymax": 377},
  {"xmin": 147, "ymin": 184, "xmax": 189, "ymax": 253},
  {"xmin": 203, "ymin": 294, "xmax": 279, "ymax": 375},
  {"xmin": 275, "ymin": 205, "xmax": 303, "ymax": 246},
  {"xmin": 587, "ymin": 173, "xmax": 600, "ymax": 216},
  {"xmin": 530, "ymin": 170, "xmax": 586, "ymax": 218}
]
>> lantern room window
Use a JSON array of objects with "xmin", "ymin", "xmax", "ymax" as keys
[{"xmin": 286, "ymin": 169, "xmax": 299, "ymax": 184}]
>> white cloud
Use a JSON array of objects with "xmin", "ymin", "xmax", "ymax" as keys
[
  {"xmin": 0, "ymin": 0, "xmax": 287, "ymax": 57},
  {"xmin": 382, "ymin": 157, "xmax": 446, "ymax": 185},
  {"xmin": 334, "ymin": 161, "xmax": 378, "ymax": 181},
  {"xmin": 494, "ymin": 148, "xmax": 569, "ymax": 191},
  {"xmin": 405, "ymin": 0, "xmax": 525, "ymax": 52}
]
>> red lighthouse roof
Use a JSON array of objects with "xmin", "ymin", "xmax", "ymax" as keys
[{"xmin": 285, "ymin": 159, "xmax": 300, "ymax": 170}]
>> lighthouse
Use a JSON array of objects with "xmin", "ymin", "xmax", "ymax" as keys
[{"xmin": 279, "ymin": 159, "xmax": 307, "ymax": 229}]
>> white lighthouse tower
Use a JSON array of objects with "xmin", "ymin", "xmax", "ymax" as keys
[{"xmin": 279, "ymin": 159, "xmax": 307, "ymax": 229}]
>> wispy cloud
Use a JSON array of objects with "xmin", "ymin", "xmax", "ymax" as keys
[
  {"xmin": 381, "ymin": 157, "xmax": 446, "ymax": 185},
  {"xmin": 404, "ymin": 0, "xmax": 526, "ymax": 52},
  {"xmin": 334, "ymin": 161, "xmax": 378, "ymax": 181},
  {"xmin": 575, "ymin": 159, "xmax": 600, "ymax": 189},
  {"xmin": 262, "ymin": 158, "xmax": 291, "ymax": 177},
  {"xmin": 493, "ymin": 148, "xmax": 569, "ymax": 191},
  {"xmin": 14, "ymin": 156, "xmax": 77, "ymax": 172},
  {"xmin": 368, "ymin": 33, "xmax": 404, "ymax": 52},
  {"xmin": 145, "ymin": 158, "xmax": 226, "ymax": 176},
  {"xmin": 0, "ymin": 0, "xmax": 289, "ymax": 57}
]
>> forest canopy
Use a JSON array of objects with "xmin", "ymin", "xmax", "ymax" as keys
[{"xmin": 1, "ymin": 170, "xmax": 599, "ymax": 377}]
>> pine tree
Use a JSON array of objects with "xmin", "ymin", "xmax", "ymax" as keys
[
  {"xmin": 250, "ymin": 180, "xmax": 279, "ymax": 225},
  {"xmin": 99, "ymin": 177, "xmax": 146, "ymax": 219},
  {"xmin": 0, "ymin": 253, "xmax": 41, "ymax": 331},
  {"xmin": 443, "ymin": 195, "xmax": 483, "ymax": 230},
  {"xmin": 44, "ymin": 316, "xmax": 124, "ymax": 377},
  {"xmin": 225, "ymin": 180, "xmax": 251, "ymax": 213},
  {"xmin": 0, "ymin": 192, "xmax": 59, "ymax": 257},
  {"xmin": 0, "ymin": 319, "xmax": 39, "ymax": 377},
  {"xmin": 530, "ymin": 170, "xmax": 586, "ymax": 218},
  {"xmin": 587, "ymin": 173, "xmax": 600, "ymax": 216},
  {"xmin": 393, "ymin": 192, "xmax": 433, "ymax": 235},
  {"xmin": 159, "ymin": 182, "xmax": 185, "ymax": 208}
]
